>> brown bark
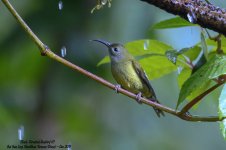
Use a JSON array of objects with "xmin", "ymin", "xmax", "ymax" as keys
[{"xmin": 141, "ymin": 0, "xmax": 226, "ymax": 36}]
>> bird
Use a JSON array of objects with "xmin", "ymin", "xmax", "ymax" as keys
[{"xmin": 92, "ymin": 39, "xmax": 164, "ymax": 117}]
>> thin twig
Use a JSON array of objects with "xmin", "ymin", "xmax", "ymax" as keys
[
  {"xmin": 1, "ymin": 0, "xmax": 225, "ymax": 122},
  {"xmin": 205, "ymin": 29, "xmax": 223, "ymax": 54},
  {"xmin": 180, "ymin": 81, "xmax": 225, "ymax": 115}
]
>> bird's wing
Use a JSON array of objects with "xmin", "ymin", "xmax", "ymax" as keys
[
  {"xmin": 132, "ymin": 60, "xmax": 165, "ymax": 117},
  {"xmin": 131, "ymin": 60, "xmax": 156, "ymax": 99}
]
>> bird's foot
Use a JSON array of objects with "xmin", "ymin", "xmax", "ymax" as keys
[
  {"xmin": 114, "ymin": 84, "xmax": 121, "ymax": 93},
  {"xmin": 185, "ymin": 111, "xmax": 191, "ymax": 117},
  {"xmin": 136, "ymin": 92, "xmax": 142, "ymax": 104}
]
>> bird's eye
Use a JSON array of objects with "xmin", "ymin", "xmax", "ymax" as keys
[{"xmin": 113, "ymin": 47, "xmax": 119, "ymax": 52}]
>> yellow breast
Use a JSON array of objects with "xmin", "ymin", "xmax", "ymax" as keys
[{"xmin": 111, "ymin": 61, "xmax": 144, "ymax": 94}]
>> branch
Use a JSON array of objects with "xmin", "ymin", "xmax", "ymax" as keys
[
  {"xmin": 141, "ymin": 0, "xmax": 226, "ymax": 36},
  {"xmin": 180, "ymin": 81, "xmax": 225, "ymax": 114},
  {"xmin": 1, "ymin": 0, "xmax": 225, "ymax": 122}
]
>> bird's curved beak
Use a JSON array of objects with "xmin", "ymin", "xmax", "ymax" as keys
[{"xmin": 91, "ymin": 39, "xmax": 111, "ymax": 48}]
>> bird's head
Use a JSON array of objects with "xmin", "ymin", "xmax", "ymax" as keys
[{"xmin": 92, "ymin": 39, "xmax": 132, "ymax": 63}]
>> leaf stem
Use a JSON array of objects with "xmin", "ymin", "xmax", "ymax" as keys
[
  {"xmin": 205, "ymin": 29, "xmax": 224, "ymax": 54},
  {"xmin": 2, "ymin": 0, "xmax": 225, "ymax": 122}
]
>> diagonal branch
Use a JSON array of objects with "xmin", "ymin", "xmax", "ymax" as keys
[
  {"xmin": 1, "ymin": 0, "xmax": 225, "ymax": 122},
  {"xmin": 2, "ymin": 0, "xmax": 46, "ymax": 53},
  {"xmin": 141, "ymin": 0, "xmax": 226, "ymax": 36},
  {"xmin": 180, "ymin": 81, "xmax": 225, "ymax": 115}
]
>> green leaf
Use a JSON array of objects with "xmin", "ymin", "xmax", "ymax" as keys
[
  {"xmin": 126, "ymin": 39, "xmax": 177, "ymax": 79},
  {"xmin": 177, "ymin": 67, "xmax": 192, "ymax": 89},
  {"xmin": 219, "ymin": 84, "xmax": 226, "ymax": 140},
  {"xmin": 180, "ymin": 46, "xmax": 202, "ymax": 61},
  {"xmin": 125, "ymin": 39, "xmax": 173, "ymax": 56},
  {"xmin": 165, "ymin": 46, "xmax": 201, "ymax": 67},
  {"xmin": 97, "ymin": 56, "xmax": 110, "ymax": 66},
  {"xmin": 208, "ymin": 55, "xmax": 226, "ymax": 79},
  {"xmin": 139, "ymin": 55, "xmax": 176, "ymax": 79},
  {"xmin": 152, "ymin": 17, "xmax": 197, "ymax": 29},
  {"xmin": 191, "ymin": 53, "xmax": 207, "ymax": 74},
  {"xmin": 177, "ymin": 54, "xmax": 226, "ymax": 108}
]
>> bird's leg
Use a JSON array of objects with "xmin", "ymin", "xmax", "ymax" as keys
[
  {"xmin": 114, "ymin": 84, "xmax": 121, "ymax": 93},
  {"xmin": 136, "ymin": 92, "xmax": 142, "ymax": 104}
]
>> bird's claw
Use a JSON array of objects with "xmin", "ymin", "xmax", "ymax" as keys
[
  {"xmin": 185, "ymin": 111, "xmax": 191, "ymax": 117},
  {"xmin": 114, "ymin": 84, "xmax": 121, "ymax": 93},
  {"xmin": 136, "ymin": 92, "xmax": 142, "ymax": 104}
]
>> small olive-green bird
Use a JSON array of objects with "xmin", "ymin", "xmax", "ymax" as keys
[{"xmin": 93, "ymin": 39, "xmax": 164, "ymax": 117}]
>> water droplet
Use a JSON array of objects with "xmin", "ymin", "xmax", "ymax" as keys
[
  {"xmin": 58, "ymin": 1, "xmax": 63, "ymax": 10},
  {"xmin": 61, "ymin": 46, "xmax": 67, "ymax": 57},
  {"xmin": 177, "ymin": 66, "xmax": 183, "ymax": 74},
  {"xmin": 101, "ymin": 0, "xmax": 107, "ymax": 5},
  {"xmin": 108, "ymin": 2, "xmax": 111, "ymax": 7},
  {"xmin": 187, "ymin": 11, "xmax": 197, "ymax": 23},
  {"xmin": 18, "ymin": 125, "xmax": 24, "ymax": 141},
  {"xmin": 144, "ymin": 40, "xmax": 149, "ymax": 50},
  {"xmin": 67, "ymin": 143, "xmax": 72, "ymax": 150},
  {"xmin": 171, "ymin": 57, "xmax": 176, "ymax": 64},
  {"xmin": 165, "ymin": 51, "xmax": 177, "ymax": 64},
  {"xmin": 187, "ymin": 13, "xmax": 193, "ymax": 23}
]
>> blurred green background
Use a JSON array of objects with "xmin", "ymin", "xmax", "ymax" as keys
[{"xmin": 0, "ymin": 0, "xmax": 226, "ymax": 149}]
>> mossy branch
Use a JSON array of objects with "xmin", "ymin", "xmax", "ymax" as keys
[
  {"xmin": 141, "ymin": 0, "xmax": 226, "ymax": 36},
  {"xmin": 1, "ymin": 0, "xmax": 225, "ymax": 122}
]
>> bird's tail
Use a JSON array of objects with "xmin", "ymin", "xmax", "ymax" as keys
[
  {"xmin": 148, "ymin": 96, "xmax": 165, "ymax": 117},
  {"xmin": 153, "ymin": 99, "xmax": 165, "ymax": 117}
]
